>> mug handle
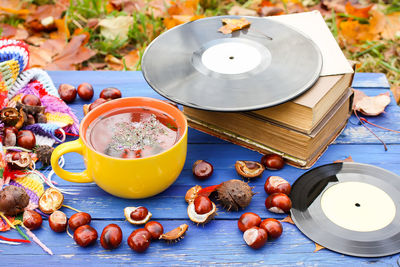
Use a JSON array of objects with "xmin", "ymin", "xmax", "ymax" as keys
[{"xmin": 50, "ymin": 139, "xmax": 93, "ymax": 183}]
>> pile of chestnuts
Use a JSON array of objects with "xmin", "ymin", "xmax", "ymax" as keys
[
  {"xmin": 57, "ymin": 83, "xmax": 122, "ymax": 115},
  {"xmin": 264, "ymin": 176, "xmax": 292, "ymax": 214},
  {"xmin": 238, "ymin": 212, "xmax": 283, "ymax": 249}
]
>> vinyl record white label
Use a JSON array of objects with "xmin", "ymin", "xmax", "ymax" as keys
[
  {"xmin": 321, "ymin": 181, "xmax": 396, "ymax": 232},
  {"xmin": 201, "ymin": 42, "xmax": 265, "ymax": 74}
]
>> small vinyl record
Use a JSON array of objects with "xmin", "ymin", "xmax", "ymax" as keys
[
  {"xmin": 141, "ymin": 16, "xmax": 322, "ymax": 112},
  {"xmin": 290, "ymin": 162, "xmax": 400, "ymax": 257}
]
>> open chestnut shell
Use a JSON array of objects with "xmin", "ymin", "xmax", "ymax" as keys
[
  {"xmin": 160, "ymin": 224, "xmax": 188, "ymax": 242},
  {"xmin": 235, "ymin": 160, "xmax": 265, "ymax": 178},
  {"xmin": 124, "ymin": 207, "xmax": 152, "ymax": 225},
  {"xmin": 0, "ymin": 107, "xmax": 20, "ymax": 126},
  {"xmin": 187, "ymin": 196, "xmax": 217, "ymax": 224},
  {"xmin": 38, "ymin": 188, "xmax": 64, "ymax": 214}
]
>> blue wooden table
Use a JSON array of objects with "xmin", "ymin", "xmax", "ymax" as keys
[{"xmin": 1, "ymin": 71, "xmax": 399, "ymax": 266}]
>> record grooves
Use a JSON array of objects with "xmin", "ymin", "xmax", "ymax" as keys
[{"xmin": 290, "ymin": 162, "xmax": 400, "ymax": 257}]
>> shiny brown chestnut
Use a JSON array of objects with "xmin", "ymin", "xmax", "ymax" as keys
[
  {"xmin": 260, "ymin": 218, "xmax": 283, "ymax": 239},
  {"xmin": 261, "ymin": 154, "xmax": 285, "ymax": 170},
  {"xmin": 130, "ymin": 207, "xmax": 149, "ymax": 221},
  {"xmin": 264, "ymin": 176, "xmax": 291, "ymax": 195},
  {"xmin": 100, "ymin": 224, "xmax": 123, "ymax": 250},
  {"xmin": 89, "ymin": 98, "xmax": 108, "ymax": 111},
  {"xmin": 265, "ymin": 193, "xmax": 292, "ymax": 214},
  {"xmin": 22, "ymin": 94, "xmax": 41, "ymax": 106},
  {"xmin": 127, "ymin": 228, "xmax": 151, "ymax": 252},
  {"xmin": 23, "ymin": 210, "xmax": 43, "ymax": 230},
  {"xmin": 235, "ymin": 160, "xmax": 265, "ymax": 178},
  {"xmin": 77, "ymin": 83, "xmax": 94, "ymax": 101},
  {"xmin": 194, "ymin": 196, "xmax": 213, "ymax": 215},
  {"xmin": 238, "ymin": 212, "xmax": 261, "ymax": 232},
  {"xmin": 69, "ymin": 212, "xmax": 92, "ymax": 231},
  {"xmin": 74, "ymin": 225, "xmax": 98, "ymax": 247},
  {"xmin": 58, "ymin": 84, "xmax": 77, "ymax": 103},
  {"xmin": 192, "ymin": 160, "xmax": 213, "ymax": 180},
  {"xmin": 145, "ymin": 221, "xmax": 164, "ymax": 240},
  {"xmin": 99, "ymin": 87, "xmax": 121, "ymax": 100},
  {"xmin": 49, "ymin": 210, "xmax": 68, "ymax": 233},
  {"xmin": 243, "ymin": 226, "xmax": 268, "ymax": 249},
  {"xmin": 17, "ymin": 130, "xmax": 36, "ymax": 150}
]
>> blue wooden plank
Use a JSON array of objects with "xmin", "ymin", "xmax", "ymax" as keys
[
  {"xmin": 48, "ymin": 71, "xmax": 390, "ymax": 90},
  {"xmin": 0, "ymin": 219, "xmax": 397, "ymax": 265},
  {"xmin": 351, "ymin": 73, "xmax": 390, "ymax": 88}
]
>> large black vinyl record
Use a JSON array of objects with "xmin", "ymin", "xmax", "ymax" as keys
[
  {"xmin": 290, "ymin": 162, "xmax": 400, "ymax": 257},
  {"xmin": 141, "ymin": 16, "xmax": 322, "ymax": 112}
]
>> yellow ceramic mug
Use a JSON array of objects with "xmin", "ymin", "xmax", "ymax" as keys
[{"xmin": 50, "ymin": 97, "xmax": 188, "ymax": 199}]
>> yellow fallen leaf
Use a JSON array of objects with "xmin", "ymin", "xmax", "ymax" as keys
[
  {"xmin": 314, "ymin": 243, "xmax": 325, "ymax": 252},
  {"xmin": 219, "ymin": 18, "xmax": 251, "ymax": 34},
  {"xmin": 98, "ymin": 16, "xmax": 133, "ymax": 40}
]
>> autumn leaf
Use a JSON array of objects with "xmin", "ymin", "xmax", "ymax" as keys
[
  {"xmin": 219, "ymin": 18, "xmax": 251, "ymax": 34},
  {"xmin": 353, "ymin": 89, "xmax": 391, "ymax": 116},
  {"xmin": 314, "ymin": 243, "xmax": 325, "ymax": 252},
  {"xmin": 45, "ymin": 34, "xmax": 96, "ymax": 70},
  {"xmin": 49, "ymin": 17, "xmax": 70, "ymax": 40},
  {"xmin": 333, "ymin": 155, "xmax": 354, "ymax": 163},
  {"xmin": 345, "ymin": 2, "xmax": 372, "ymax": 19},
  {"xmin": 0, "ymin": 0, "xmax": 30, "ymax": 17},
  {"xmin": 228, "ymin": 6, "xmax": 257, "ymax": 16},
  {"xmin": 98, "ymin": 16, "xmax": 133, "ymax": 40}
]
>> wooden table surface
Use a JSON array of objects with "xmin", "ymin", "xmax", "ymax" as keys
[{"xmin": 1, "ymin": 71, "xmax": 399, "ymax": 266}]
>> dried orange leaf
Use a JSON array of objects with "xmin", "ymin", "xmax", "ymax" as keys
[
  {"xmin": 280, "ymin": 215, "xmax": 294, "ymax": 224},
  {"xmin": 314, "ymin": 243, "xmax": 325, "ymax": 252},
  {"xmin": 345, "ymin": 2, "xmax": 372, "ymax": 19},
  {"xmin": 219, "ymin": 18, "xmax": 251, "ymax": 34},
  {"xmin": 354, "ymin": 91, "xmax": 391, "ymax": 116},
  {"xmin": 333, "ymin": 156, "xmax": 354, "ymax": 163}
]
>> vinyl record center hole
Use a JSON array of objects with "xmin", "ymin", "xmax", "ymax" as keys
[{"xmin": 355, "ymin": 203, "xmax": 361, "ymax": 207}]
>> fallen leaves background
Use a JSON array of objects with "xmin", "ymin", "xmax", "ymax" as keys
[{"xmin": 0, "ymin": 0, "xmax": 399, "ymax": 94}]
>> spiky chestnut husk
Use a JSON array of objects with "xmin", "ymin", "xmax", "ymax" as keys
[
  {"xmin": 0, "ymin": 107, "xmax": 20, "ymax": 126},
  {"xmin": 15, "ymin": 102, "xmax": 45, "ymax": 116},
  {"xmin": 216, "ymin": 179, "xmax": 255, "ymax": 211},
  {"xmin": 35, "ymin": 145, "xmax": 54, "ymax": 166}
]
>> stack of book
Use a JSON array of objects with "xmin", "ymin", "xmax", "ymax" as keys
[
  {"xmin": 183, "ymin": 11, "xmax": 355, "ymax": 168},
  {"xmin": 184, "ymin": 70, "xmax": 354, "ymax": 168}
]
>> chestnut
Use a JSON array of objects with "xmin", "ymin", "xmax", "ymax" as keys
[
  {"xmin": 264, "ymin": 176, "xmax": 291, "ymax": 195},
  {"xmin": 243, "ymin": 226, "xmax": 268, "ymax": 249},
  {"xmin": 100, "ymin": 224, "xmax": 123, "ymax": 250},
  {"xmin": 238, "ymin": 212, "xmax": 261, "ymax": 232},
  {"xmin": 77, "ymin": 83, "xmax": 94, "ymax": 101},
  {"xmin": 74, "ymin": 225, "xmax": 98, "ymax": 247},
  {"xmin": 235, "ymin": 160, "xmax": 265, "ymax": 178},
  {"xmin": 17, "ymin": 130, "xmax": 36, "ymax": 150},
  {"xmin": 22, "ymin": 94, "xmax": 41, "ymax": 106},
  {"xmin": 49, "ymin": 210, "xmax": 68, "ymax": 233},
  {"xmin": 127, "ymin": 228, "xmax": 151, "ymax": 252},
  {"xmin": 261, "ymin": 154, "xmax": 285, "ymax": 170},
  {"xmin": 99, "ymin": 87, "xmax": 121, "ymax": 100},
  {"xmin": 145, "ymin": 221, "xmax": 164, "ymax": 240},
  {"xmin": 130, "ymin": 207, "xmax": 149, "ymax": 221},
  {"xmin": 58, "ymin": 84, "xmax": 77, "ymax": 103},
  {"xmin": 69, "ymin": 212, "xmax": 91, "ymax": 231},
  {"xmin": 265, "ymin": 193, "xmax": 292, "ymax": 213},
  {"xmin": 260, "ymin": 218, "xmax": 283, "ymax": 239},
  {"xmin": 23, "ymin": 210, "xmax": 43, "ymax": 230},
  {"xmin": 192, "ymin": 160, "xmax": 213, "ymax": 180},
  {"xmin": 3, "ymin": 128, "xmax": 17, "ymax": 146},
  {"xmin": 194, "ymin": 196, "xmax": 213, "ymax": 215},
  {"xmin": 89, "ymin": 98, "xmax": 107, "ymax": 111}
]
